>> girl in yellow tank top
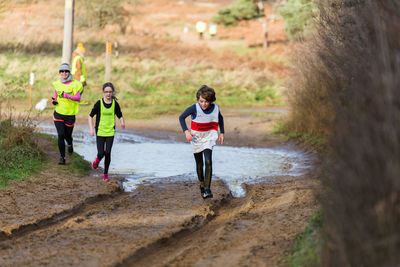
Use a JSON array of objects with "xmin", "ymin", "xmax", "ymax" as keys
[{"xmin": 88, "ymin": 82, "xmax": 125, "ymax": 181}]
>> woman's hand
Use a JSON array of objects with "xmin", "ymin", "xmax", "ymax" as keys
[
  {"xmin": 89, "ymin": 130, "xmax": 94, "ymax": 136},
  {"xmin": 218, "ymin": 133, "xmax": 224, "ymax": 145},
  {"xmin": 185, "ymin": 130, "xmax": 194, "ymax": 142}
]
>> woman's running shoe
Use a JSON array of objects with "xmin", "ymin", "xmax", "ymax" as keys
[
  {"xmin": 92, "ymin": 157, "xmax": 100, "ymax": 169},
  {"xmin": 200, "ymin": 185, "xmax": 205, "ymax": 196},
  {"xmin": 58, "ymin": 156, "xmax": 65, "ymax": 165},
  {"xmin": 103, "ymin": 174, "xmax": 109, "ymax": 181}
]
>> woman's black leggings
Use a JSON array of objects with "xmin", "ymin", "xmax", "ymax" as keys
[
  {"xmin": 96, "ymin": 136, "xmax": 114, "ymax": 174},
  {"xmin": 194, "ymin": 149, "xmax": 213, "ymax": 189},
  {"xmin": 53, "ymin": 112, "xmax": 75, "ymax": 158}
]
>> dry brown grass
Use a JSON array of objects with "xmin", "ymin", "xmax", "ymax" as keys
[
  {"xmin": 0, "ymin": 0, "xmax": 289, "ymax": 76},
  {"xmin": 285, "ymin": 40, "xmax": 335, "ymax": 137}
]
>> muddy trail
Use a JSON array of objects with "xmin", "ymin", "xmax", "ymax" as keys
[{"xmin": 0, "ymin": 132, "xmax": 318, "ymax": 266}]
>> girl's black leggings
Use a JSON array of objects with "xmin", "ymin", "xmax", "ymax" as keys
[
  {"xmin": 194, "ymin": 149, "xmax": 213, "ymax": 189},
  {"xmin": 96, "ymin": 136, "xmax": 114, "ymax": 174}
]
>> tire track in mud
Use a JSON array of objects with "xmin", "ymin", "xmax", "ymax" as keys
[
  {"xmin": 114, "ymin": 192, "xmax": 249, "ymax": 267},
  {"xmin": 0, "ymin": 188, "xmax": 124, "ymax": 241},
  {"xmin": 114, "ymin": 180, "xmax": 318, "ymax": 267},
  {"xmin": 114, "ymin": 196, "xmax": 231, "ymax": 267},
  {"xmin": 0, "ymin": 180, "xmax": 234, "ymax": 266}
]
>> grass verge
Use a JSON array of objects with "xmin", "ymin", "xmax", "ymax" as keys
[
  {"xmin": 273, "ymin": 120, "xmax": 326, "ymax": 151},
  {"xmin": 0, "ymin": 117, "xmax": 91, "ymax": 188},
  {"xmin": 0, "ymin": 117, "xmax": 43, "ymax": 187},
  {"xmin": 282, "ymin": 210, "xmax": 322, "ymax": 267},
  {"xmin": 68, "ymin": 151, "xmax": 92, "ymax": 175}
]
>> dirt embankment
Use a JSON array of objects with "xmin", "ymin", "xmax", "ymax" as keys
[{"xmin": 0, "ymin": 120, "xmax": 318, "ymax": 266}]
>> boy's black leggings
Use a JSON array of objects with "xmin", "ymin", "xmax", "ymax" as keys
[
  {"xmin": 96, "ymin": 136, "xmax": 114, "ymax": 174},
  {"xmin": 53, "ymin": 112, "xmax": 75, "ymax": 158},
  {"xmin": 194, "ymin": 149, "xmax": 212, "ymax": 189}
]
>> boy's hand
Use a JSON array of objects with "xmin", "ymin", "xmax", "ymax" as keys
[
  {"xmin": 185, "ymin": 130, "xmax": 194, "ymax": 142},
  {"xmin": 121, "ymin": 123, "xmax": 125, "ymax": 129},
  {"xmin": 219, "ymin": 133, "xmax": 224, "ymax": 145}
]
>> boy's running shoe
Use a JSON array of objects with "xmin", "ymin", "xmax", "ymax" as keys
[
  {"xmin": 200, "ymin": 185, "xmax": 205, "ymax": 196},
  {"xmin": 67, "ymin": 144, "xmax": 73, "ymax": 155},
  {"xmin": 103, "ymin": 174, "xmax": 109, "ymax": 181},
  {"xmin": 58, "ymin": 156, "xmax": 66, "ymax": 165},
  {"xmin": 92, "ymin": 157, "xmax": 100, "ymax": 169},
  {"xmin": 202, "ymin": 189, "xmax": 213, "ymax": 199}
]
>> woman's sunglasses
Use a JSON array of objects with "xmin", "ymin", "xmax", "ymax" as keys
[{"xmin": 59, "ymin": 70, "xmax": 70, "ymax": 73}]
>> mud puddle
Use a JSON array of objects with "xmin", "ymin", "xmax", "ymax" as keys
[{"xmin": 38, "ymin": 123, "xmax": 311, "ymax": 197}]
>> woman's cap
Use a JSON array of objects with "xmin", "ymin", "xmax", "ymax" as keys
[{"xmin": 59, "ymin": 63, "xmax": 71, "ymax": 72}]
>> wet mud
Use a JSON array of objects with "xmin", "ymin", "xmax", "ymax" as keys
[{"xmin": 0, "ymin": 121, "xmax": 318, "ymax": 266}]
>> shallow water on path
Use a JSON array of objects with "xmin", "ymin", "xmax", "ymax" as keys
[{"xmin": 39, "ymin": 124, "xmax": 311, "ymax": 197}]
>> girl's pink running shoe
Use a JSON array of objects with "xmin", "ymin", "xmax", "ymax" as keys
[
  {"xmin": 103, "ymin": 174, "xmax": 109, "ymax": 181},
  {"xmin": 92, "ymin": 157, "xmax": 100, "ymax": 169}
]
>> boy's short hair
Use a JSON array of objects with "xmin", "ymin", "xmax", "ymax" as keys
[{"xmin": 196, "ymin": 85, "xmax": 216, "ymax": 102}]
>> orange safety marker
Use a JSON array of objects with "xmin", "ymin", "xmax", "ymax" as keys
[
  {"xmin": 105, "ymin": 41, "xmax": 112, "ymax": 82},
  {"xmin": 106, "ymin": 42, "xmax": 112, "ymax": 54}
]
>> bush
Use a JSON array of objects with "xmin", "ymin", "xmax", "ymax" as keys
[
  {"xmin": 212, "ymin": 0, "xmax": 261, "ymax": 26},
  {"xmin": 285, "ymin": 40, "xmax": 335, "ymax": 137},
  {"xmin": 278, "ymin": 0, "xmax": 317, "ymax": 41},
  {"xmin": 286, "ymin": 0, "xmax": 400, "ymax": 265},
  {"xmin": 75, "ymin": 0, "xmax": 141, "ymax": 33}
]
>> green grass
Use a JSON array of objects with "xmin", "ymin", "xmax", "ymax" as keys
[
  {"xmin": 273, "ymin": 120, "xmax": 327, "ymax": 150},
  {"xmin": 282, "ymin": 210, "xmax": 322, "ymax": 267},
  {"xmin": 0, "ymin": 122, "xmax": 91, "ymax": 188},
  {"xmin": 0, "ymin": 150, "xmax": 43, "ymax": 187},
  {"xmin": 0, "ymin": 119, "xmax": 44, "ymax": 187},
  {"xmin": 0, "ymin": 51, "xmax": 284, "ymax": 120},
  {"xmin": 68, "ymin": 152, "xmax": 92, "ymax": 175}
]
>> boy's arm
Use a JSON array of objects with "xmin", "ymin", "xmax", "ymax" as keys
[
  {"xmin": 218, "ymin": 111, "xmax": 224, "ymax": 145},
  {"xmin": 179, "ymin": 104, "xmax": 196, "ymax": 132},
  {"xmin": 218, "ymin": 111, "xmax": 225, "ymax": 133},
  {"xmin": 179, "ymin": 104, "xmax": 196, "ymax": 142},
  {"xmin": 218, "ymin": 133, "xmax": 224, "ymax": 145}
]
